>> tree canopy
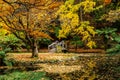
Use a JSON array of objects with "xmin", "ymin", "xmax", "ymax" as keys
[
  {"xmin": 0, "ymin": 0, "xmax": 120, "ymax": 55},
  {"xmin": 0, "ymin": 0, "xmax": 62, "ymax": 57}
]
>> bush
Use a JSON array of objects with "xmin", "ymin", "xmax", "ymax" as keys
[
  {"xmin": 106, "ymin": 33, "xmax": 120, "ymax": 54},
  {"xmin": 0, "ymin": 48, "xmax": 12, "ymax": 66},
  {"xmin": 0, "ymin": 29, "xmax": 22, "ymax": 66},
  {"xmin": 0, "ymin": 71, "xmax": 49, "ymax": 80}
]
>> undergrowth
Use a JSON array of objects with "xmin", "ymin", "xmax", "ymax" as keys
[{"xmin": 0, "ymin": 71, "xmax": 49, "ymax": 80}]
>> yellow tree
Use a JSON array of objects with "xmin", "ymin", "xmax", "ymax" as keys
[
  {"xmin": 57, "ymin": 0, "xmax": 103, "ymax": 48},
  {"xmin": 0, "ymin": 0, "xmax": 62, "ymax": 57}
]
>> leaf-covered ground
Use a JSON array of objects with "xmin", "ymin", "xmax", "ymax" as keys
[
  {"xmin": 6, "ymin": 53, "xmax": 83, "ymax": 73},
  {"xmin": 1, "ymin": 53, "xmax": 120, "ymax": 80},
  {"xmin": 6, "ymin": 53, "xmax": 107, "ymax": 73}
]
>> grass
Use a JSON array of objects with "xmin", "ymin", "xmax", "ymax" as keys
[{"xmin": 0, "ymin": 71, "xmax": 49, "ymax": 80}]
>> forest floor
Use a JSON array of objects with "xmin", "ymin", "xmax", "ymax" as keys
[
  {"xmin": 1, "ymin": 52, "xmax": 120, "ymax": 79},
  {"xmin": 7, "ymin": 53, "xmax": 90, "ymax": 73},
  {"xmin": 6, "ymin": 53, "xmax": 119, "ymax": 73}
]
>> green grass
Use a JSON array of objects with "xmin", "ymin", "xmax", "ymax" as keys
[{"xmin": 0, "ymin": 71, "xmax": 49, "ymax": 80}]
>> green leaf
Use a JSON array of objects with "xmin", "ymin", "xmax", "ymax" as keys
[
  {"xmin": 105, "ymin": 35, "xmax": 109, "ymax": 39},
  {"xmin": 0, "ymin": 51, "xmax": 5, "ymax": 58},
  {"xmin": 3, "ymin": 60, "xmax": 12, "ymax": 66},
  {"xmin": 114, "ymin": 36, "xmax": 120, "ymax": 43}
]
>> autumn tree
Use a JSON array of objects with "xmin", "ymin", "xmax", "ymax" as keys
[
  {"xmin": 101, "ymin": 3, "xmax": 120, "ymax": 23},
  {"xmin": 96, "ymin": 1, "xmax": 120, "ymax": 50},
  {"xmin": 0, "ymin": 0, "xmax": 62, "ymax": 57},
  {"xmin": 57, "ymin": 0, "xmax": 103, "ymax": 49}
]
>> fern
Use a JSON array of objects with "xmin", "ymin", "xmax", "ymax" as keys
[
  {"xmin": 102, "ymin": 28, "xmax": 120, "ymax": 54},
  {"xmin": 107, "ymin": 44, "xmax": 120, "ymax": 54}
]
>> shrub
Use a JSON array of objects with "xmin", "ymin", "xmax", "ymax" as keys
[
  {"xmin": 0, "ymin": 71, "xmax": 49, "ymax": 80},
  {"xmin": 0, "ymin": 47, "xmax": 12, "ymax": 66}
]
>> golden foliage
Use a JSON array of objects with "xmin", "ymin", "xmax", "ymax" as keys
[
  {"xmin": 76, "ymin": 21, "xmax": 96, "ymax": 48},
  {"xmin": 104, "ymin": 0, "xmax": 111, "ymax": 5},
  {"xmin": 101, "ymin": 9, "xmax": 120, "ymax": 22},
  {"xmin": 29, "ymin": 0, "xmax": 35, "ymax": 3},
  {"xmin": 0, "ymin": 28, "xmax": 10, "ymax": 36},
  {"xmin": 0, "ymin": 1, "xmax": 13, "ymax": 16},
  {"xmin": 49, "ymin": 1, "xmax": 63, "ymax": 9},
  {"xmin": 30, "ymin": 30, "xmax": 52, "ymax": 39},
  {"xmin": 57, "ymin": 0, "xmax": 97, "ymax": 48},
  {"xmin": 80, "ymin": 0, "xmax": 96, "ymax": 13},
  {"xmin": 0, "ymin": 0, "xmax": 61, "ymax": 42}
]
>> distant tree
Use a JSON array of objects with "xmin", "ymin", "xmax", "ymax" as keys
[{"xmin": 0, "ymin": 0, "xmax": 62, "ymax": 57}]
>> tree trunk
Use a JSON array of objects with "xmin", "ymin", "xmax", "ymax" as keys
[
  {"xmin": 0, "ymin": 58, "xmax": 4, "ymax": 66},
  {"xmin": 31, "ymin": 40, "xmax": 38, "ymax": 57},
  {"xmin": 75, "ymin": 43, "xmax": 78, "ymax": 52},
  {"xmin": 0, "ymin": 58, "xmax": 2, "ymax": 66}
]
